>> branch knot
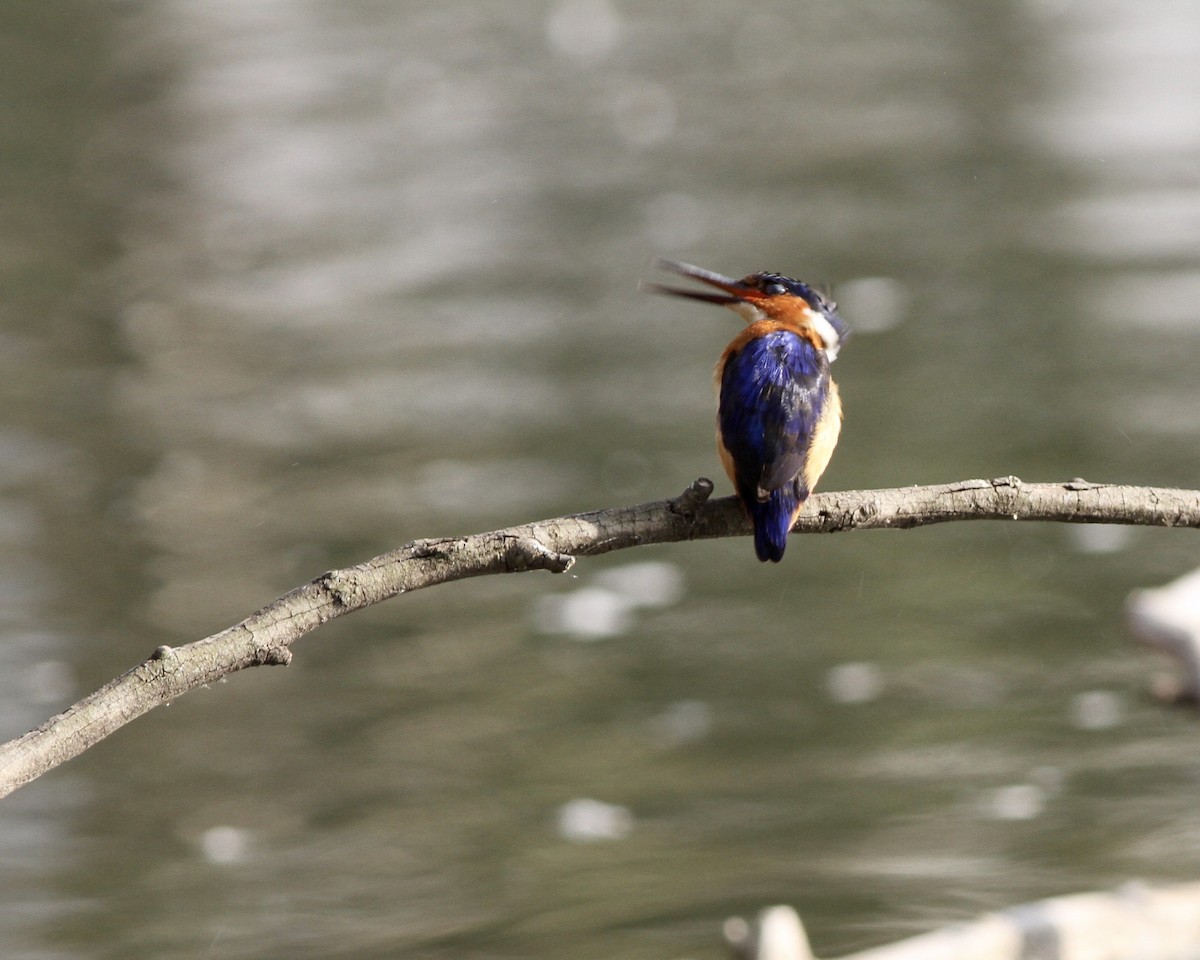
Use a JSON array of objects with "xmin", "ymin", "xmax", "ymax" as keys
[
  {"xmin": 670, "ymin": 477, "xmax": 714, "ymax": 520},
  {"xmin": 502, "ymin": 536, "xmax": 574, "ymax": 574}
]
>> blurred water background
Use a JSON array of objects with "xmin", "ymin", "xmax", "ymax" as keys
[{"xmin": 2, "ymin": 1, "xmax": 1200, "ymax": 957}]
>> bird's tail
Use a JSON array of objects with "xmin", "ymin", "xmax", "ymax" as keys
[{"xmin": 748, "ymin": 488, "xmax": 803, "ymax": 563}]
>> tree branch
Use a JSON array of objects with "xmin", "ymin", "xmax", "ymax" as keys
[{"xmin": 2, "ymin": 476, "xmax": 1197, "ymax": 799}]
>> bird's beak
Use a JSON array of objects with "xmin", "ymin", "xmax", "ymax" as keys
[{"xmin": 644, "ymin": 258, "xmax": 760, "ymax": 306}]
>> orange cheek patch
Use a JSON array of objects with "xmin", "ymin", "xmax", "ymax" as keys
[{"xmin": 757, "ymin": 296, "xmax": 817, "ymax": 325}]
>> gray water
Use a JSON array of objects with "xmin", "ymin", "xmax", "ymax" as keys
[{"xmin": 3, "ymin": 2, "xmax": 1200, "ymax": 957}]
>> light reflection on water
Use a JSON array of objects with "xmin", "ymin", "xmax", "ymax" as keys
[{"xmin": 1, "ymin": 0, "xmax": 1200, "ymax": 957}]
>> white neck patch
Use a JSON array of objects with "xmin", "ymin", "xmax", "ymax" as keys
[{"xmin": 809, "ymin": 310, "xmax": 841, "ymax": 362}]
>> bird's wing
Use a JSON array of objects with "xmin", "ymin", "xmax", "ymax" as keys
[{"xmin": 718, "ymin": 330, "xmax": 829, "ymax": 501}]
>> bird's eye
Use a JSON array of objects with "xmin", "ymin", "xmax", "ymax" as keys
[{"xmin": 762, "ymin": 281, "xmax": 787, "ymax": 296}]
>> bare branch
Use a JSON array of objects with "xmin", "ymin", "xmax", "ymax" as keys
[{"xmin": 1, "ymin": 476, "xmax": 1197, "ymax": 799}]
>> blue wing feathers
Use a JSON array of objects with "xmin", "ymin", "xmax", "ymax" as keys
[{"xmin": 719, "ymin": 331, "xmax": 829, "ymax": 562}]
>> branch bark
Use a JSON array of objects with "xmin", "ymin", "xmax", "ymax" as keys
[{"xmin": 2, "ymin": 475, "xmax": 1197, "ymax": 799}]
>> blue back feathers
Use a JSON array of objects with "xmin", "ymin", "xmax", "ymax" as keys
[{"xmin": 719, "ymin": 330, "xmax": 830, "ymax": 562}]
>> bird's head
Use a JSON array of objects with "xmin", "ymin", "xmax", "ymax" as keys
[{"xmin": 648, "ymin": 259, "xmax": 847, "ymax": 360}]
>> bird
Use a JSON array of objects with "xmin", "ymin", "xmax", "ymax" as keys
[{"xmin": 648, "ymin": 259, "xmax": 848, "ymax": 562}]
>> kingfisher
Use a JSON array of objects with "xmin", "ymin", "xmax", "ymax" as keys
[{"xmin": 649, "ymin": 259, "xmax": 848, "ymax": 562}]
